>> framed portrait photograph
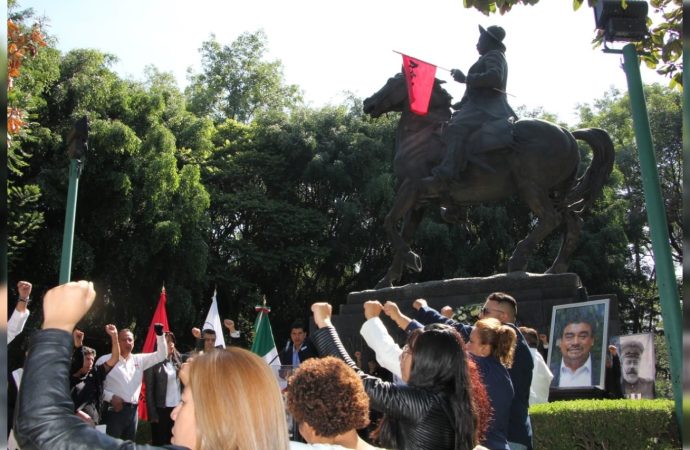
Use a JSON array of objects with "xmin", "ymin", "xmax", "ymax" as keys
[
  {"xmin": 547, "ymin": 298, "xmax": 610, "ymax": 389},
  {"xmin": 611, "ymin": 332, "xmax": 656, "ymax": 399}
]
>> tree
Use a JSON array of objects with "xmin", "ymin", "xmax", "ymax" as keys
[
  {"xmin": 7, "ymin": 2, "xmax": 55, "ymax": 271},
  {"xmin": 186, "ymin": 30, "xmax": 302, "ymax": 123},
  {"xmin": 576, "ymin": 83, "xmax": 682, "ymax": 333},
  {"xmin": 463, "ymin": 0, "xmax": 682, "ymax": 88}
]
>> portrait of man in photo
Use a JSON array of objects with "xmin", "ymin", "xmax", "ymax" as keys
[
  {"xmin": 615, "ymin": 333, "xmax": 655, "ymax": 399},
  {"xmin": 548, "ymin": 299, "xmax": 610, "ymax": 389}
]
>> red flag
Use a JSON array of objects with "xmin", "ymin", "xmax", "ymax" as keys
[
  {"xmin": 401, "ymin": 54, "xmax": 437, "ymax": 116},
  {"xmin": 138, "ymin": 287, "xmax": 170, "ymax": 421}
]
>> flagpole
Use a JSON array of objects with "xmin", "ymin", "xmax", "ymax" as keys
[{"xmin": 392, "ymin": 50, "xmax": 451, "ymax": 72}]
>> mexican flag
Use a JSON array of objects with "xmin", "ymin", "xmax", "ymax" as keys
[{"xmin": 251, "ymin": 305, "xmax": 280, "ymax": 366}]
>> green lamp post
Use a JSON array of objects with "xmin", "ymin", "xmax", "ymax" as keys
[
  {"xmin": 58, "ymin": 116, "xmax": 89, "ymax": 284},
  {"xmin": 594, "ymin": 0, "xmax": 682, "ymax": 430}
]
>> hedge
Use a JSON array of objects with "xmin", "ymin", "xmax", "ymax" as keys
[{"xmin": 530, "ymin": 399, "xmax": 680, "ymax": 450}]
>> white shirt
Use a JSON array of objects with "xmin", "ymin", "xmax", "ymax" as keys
[
  {"xmin": 360, "ymin": 317, "xmax": 403, "ymax": 379},
  {"xmin": 8, "ymin": 308, "xmax": 30, "ymax": 344},
  {"xmin": 558, "ymin": 354, "xmax": 592, "ymax": 387},
  {"xmin": 163, "ymin": 361, "xmax": 181, "ymax": 407},
  {"xmin": 97, "ymin": 334, "xmax": 167, "ymax": 403},
  {"xmin": 528, "ymin": 348, "xmax": 553, "ymax": 405}
]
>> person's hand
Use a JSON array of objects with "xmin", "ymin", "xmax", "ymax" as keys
[
  {"xmin": 16, "ymin": 280, "xmax": 32, "ymax": 312},
  {"xmin": 111, "ymin": 395, "xmax": 124, "ymax": 413},
  {"xmin": 539, "ymin": 334, "xmax": 549, "ymax": 345},
  {"xmin": 105, "ymin": 324, "xmax": 118, "ymax": 338},
  {"xmin": 311, "ymin": 302, "xmax": 332, "ymax": 328},
  {"xmin": 17, "ymin": 280, "xmax": 32, "ymax": 300},
  {"xmin": 154, "ymin": 323, "xmax": 164, "ymax": 336},
  {"xmin": 451, "ymin": 69, "xmax": 466, "ymax": 83},
  {"xmin": 223, "ymin": 319, "xmax": 236, "ymax": 332},
  {"xmin": 191, "ymin": 327, "xmax": 201, "ymax": 339},
  {"xmin": 42, "ymin": 281, "xmax": 96, "ymax": 333},
  {"xmin": 73, "ymin": 329, "xmax": 85, "ymax": 347},
  {"xmin": 363, "ymin": 300, "xmax": 383, "ymax": 320},
  {"xmin": 383, "ymin": 301, "xmax": 402, "ymax": 321},
  {"xmin": 412, "ymin": 298, "xmax": 427, "ymax": 310},
  {"xmin": 354, "ymin": 350, "xmax": 362, "ymax": 359},
  {"xmin": 608, "ymin": 344, "xmax": 618, "ymax": 356},
  {"xmin": 75, "ymin": 410, "xmax": 95, "ymax": 426}
]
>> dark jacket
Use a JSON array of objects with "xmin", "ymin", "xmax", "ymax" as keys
[
  {"xmin": 144, "ymin": 354, "xmax": 182, "ymax": 421},
  {"xmin": 471, "ymin": 354, "xmax": 513, "ymax": 450},
  {"xmin": 454, "ymin": 49, "xmax": 516, "ymax": 120},
  {"xmin": 15, "ymin": 329, "xmax": 186, "ymax": 450},
  {"xmin": 550, "ymin": 354, "xmax": 602, "ymax": 388},
  {"xmin": 278, "ymin": 339, "xmax": 317, "ymax": 366},
  {"xmin": 312, "ymin": 326, "xmax": 456, "ymax": 450},
  {"xmin": 70, "ymin": 346, "xmax": 111, "ymax": 424},
  {"xmin": 413, "ymin": 307, "xmax": 534, "ymax": 449}
]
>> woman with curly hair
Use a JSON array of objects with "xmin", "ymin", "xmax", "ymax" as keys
[
  {"xmin": 466, "ymin": 318, "xmax": 516, "ymax": 450},
  {"xmin": 287, "ymin": 357, "xmax": 383, "ymax": 450},
  {"xmin": 310, "ymin": 302, "xmax": 488, "ymax": 450}
]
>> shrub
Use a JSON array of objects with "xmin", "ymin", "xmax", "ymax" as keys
[{"xmin": 530, "ymin": 399, "xmax": 679, "ymax": 450}]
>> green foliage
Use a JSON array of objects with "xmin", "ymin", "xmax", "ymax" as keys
[
  {"xmin": 186, "ymin": 30, "xmax": 302, "ymax": 123},
  {"xmin": 530, "ymin": 399, "xmax": 680, "ymax": 449}
]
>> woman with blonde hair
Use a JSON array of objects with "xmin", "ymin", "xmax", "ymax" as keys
[
  {"xmin": 466, "ymin": 318, "xmax": 516, "ymax": 450},
  {"xmin": 15, "ymin": 281, "xmax": 292, "ymax": 450}
]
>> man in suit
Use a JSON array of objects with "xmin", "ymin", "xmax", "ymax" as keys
[
  {"xmin": 278, "ymin": 320, "xmax": 316, "ymax": 368},
  {"xmin": 433, "ymin": 25, "xmax": 518, "ymax": 181},
  {"xmin": 551, "ymin": 315, "xmax": 601, "ymax": 388}
]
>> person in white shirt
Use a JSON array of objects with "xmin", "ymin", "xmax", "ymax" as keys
[
  {"xmin": 96, "ymin": 325, "xmax": 166, "ymax": 440},
  {"xmin": 519, "ymin": 326, "xmax": 553, "ymax": 405}
]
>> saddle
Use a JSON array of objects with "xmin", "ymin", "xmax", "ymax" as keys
[{"xmin": 464, "ymin": 118, "xmax": 515, "ymax": 172}]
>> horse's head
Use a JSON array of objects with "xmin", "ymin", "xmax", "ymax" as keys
[
  {"xmin": 363, "ymin": 72, "xmax": 453, "ymax": 119},
  {"xmin": 363, "ymin": 73, "xmax": 408, "ymax": 118}
]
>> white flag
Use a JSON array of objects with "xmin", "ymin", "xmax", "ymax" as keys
[{"xmin": 202, "ymin": 290, "xmax": 226, "ymax": 349}]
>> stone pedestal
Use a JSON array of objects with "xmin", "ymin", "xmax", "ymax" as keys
[{"xmin": 329, "ymin": 272, "xmax": 618, "ymax": 364}]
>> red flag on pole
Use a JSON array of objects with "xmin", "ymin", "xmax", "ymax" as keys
[
  {"xmin": 401, "ymin": 54, "xmax": 437, "ymax": 116},
  {"xmin": 138, "ymin": 287, "xmax": 170, "ymax": 421}
]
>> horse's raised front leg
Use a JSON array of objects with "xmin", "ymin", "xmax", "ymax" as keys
[{"xmin": 377, "ymin": 179, "xmax": 440, "ymax": 288}]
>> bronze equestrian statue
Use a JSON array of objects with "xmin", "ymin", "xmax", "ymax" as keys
[{"xmin": 363, "ymin": 27, "xmax": 615, "ymax": 289}]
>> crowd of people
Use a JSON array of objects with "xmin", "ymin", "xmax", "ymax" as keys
[
  {"xmin": 9, "ymin": 280, "xmax": 543, "ymax": 450},
  {"xmin": 9, "ymin": 277, "xmax": 635, "ymax": 450}
]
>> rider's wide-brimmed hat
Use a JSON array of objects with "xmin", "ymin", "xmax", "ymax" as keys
[{"xmin": 479, "ymin": 25, "xmax": 506, "ymax": 50}]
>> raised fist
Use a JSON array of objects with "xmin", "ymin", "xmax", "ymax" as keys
[{"xmin": 105, "ymin": 324, "xmax": 118, "ymax": 337}]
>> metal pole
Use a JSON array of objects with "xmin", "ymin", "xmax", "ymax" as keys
[
  {"xmin": 58, "ymin": 158, "xmax": 82, "ymax": 283},
  {"xmin": 622, "ymin": 43, "xmax": 682, "ymax": 426}
]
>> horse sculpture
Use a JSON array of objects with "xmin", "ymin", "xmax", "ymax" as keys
[{"xmin": 363, "ymin": 73, "xmax": 615, "ymax": 289}]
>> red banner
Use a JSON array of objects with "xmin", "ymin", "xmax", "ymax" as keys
[
  {"xmin": 138, "ymin": 287, "xmax": 170, "ymax": 421},
  {"xmin": 402, "ymin": 54, "xmax": 436, "ymax": 116}
]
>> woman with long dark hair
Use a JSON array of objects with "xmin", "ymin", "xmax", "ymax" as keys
[{"xmin": 310, "ymin": 302, "xmax": 488, "ymax": 450}]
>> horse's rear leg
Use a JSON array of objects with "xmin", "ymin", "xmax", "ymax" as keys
[
  {"xmin": 507, "ymin": 185, "xmax": 563, "ymax": 272},
  {"xmin": 547, "ymin": 211, "xmax": 583, "ymax": 273}
]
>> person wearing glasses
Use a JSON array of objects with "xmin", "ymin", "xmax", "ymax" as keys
[{"xmin": 410, "ymin": 293, "xmax": 534, "ymax": 450}]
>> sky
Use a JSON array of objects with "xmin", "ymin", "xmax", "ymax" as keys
[{"xmin": 17, "ymin": 0, "xmax": 666, "ymax": 125}]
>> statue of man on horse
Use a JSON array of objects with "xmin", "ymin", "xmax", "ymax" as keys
[
  {"xmin": 434, "ymin": 25, "xmax": 518, "ymax": 181},
  {"xmin": 362, "ymin": 25, "xmax": 615, "ymax": 288}
]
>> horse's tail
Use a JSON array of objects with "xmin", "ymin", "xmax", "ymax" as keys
[{"xmin": 565, "ymin": 128, "xmax": 615, "ymax": 212}]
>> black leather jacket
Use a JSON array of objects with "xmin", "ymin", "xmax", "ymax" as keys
[
  {"xmin": 312, "ymin": 326, "xmax": 457, "ymax": 450},
  {"xmin": 15, "ymin": 329, "xmax": 186, "ymax": 450}
]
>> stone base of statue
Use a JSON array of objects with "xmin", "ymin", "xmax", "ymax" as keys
[{"xmin": 329, "ymin": 272, "xmax": 619, "ymax": 362}]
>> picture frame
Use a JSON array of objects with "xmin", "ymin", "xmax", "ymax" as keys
[{"xmin": 547, "ymin": 298, "xmax": 610, "ymax": 389}]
